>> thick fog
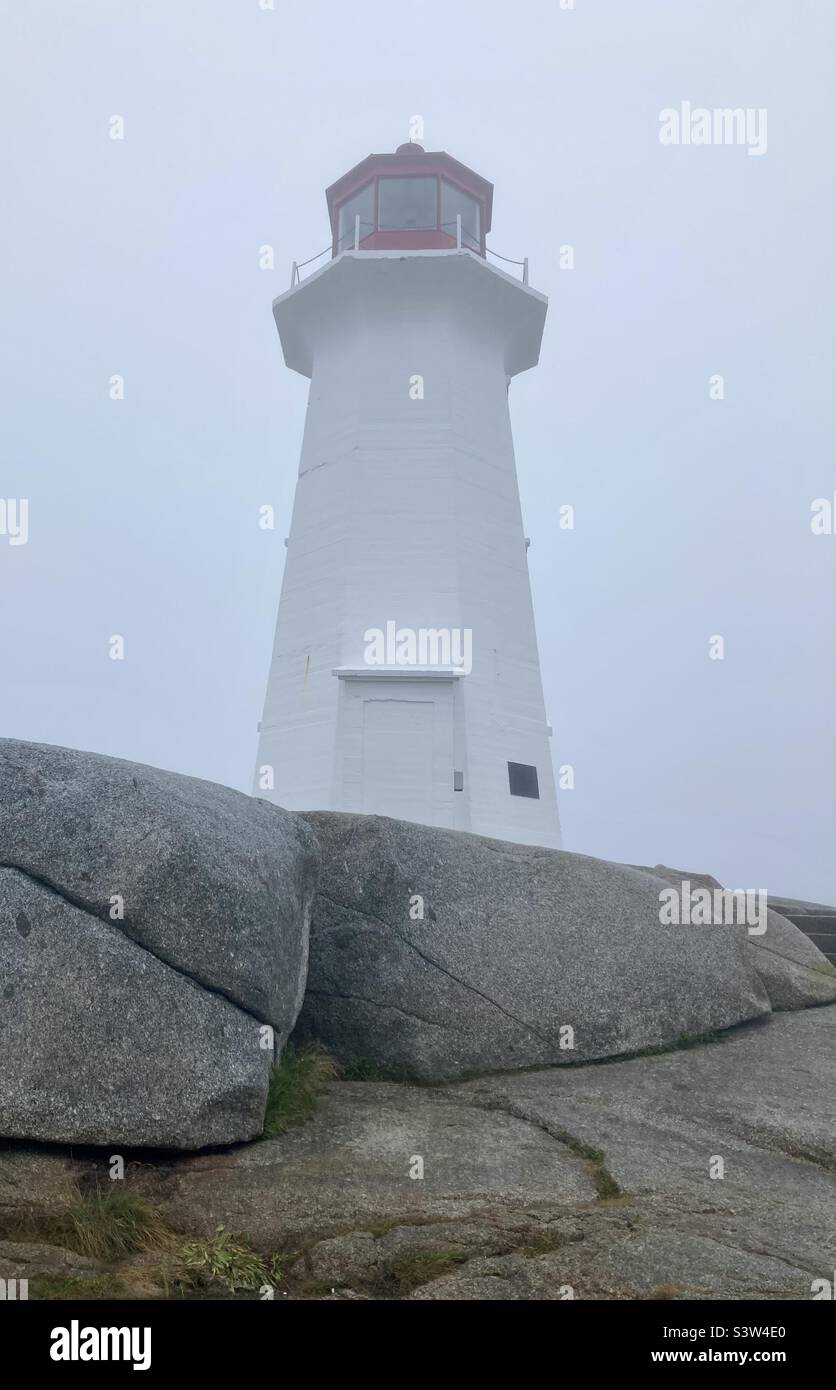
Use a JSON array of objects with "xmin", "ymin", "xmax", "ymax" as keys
[{"xmin": 1, "ymin": 0, "xmax": 833, "ymax": 900}]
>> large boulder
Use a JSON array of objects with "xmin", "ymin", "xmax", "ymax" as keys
[
  {"xmin": 639, "ymin": 865, "xmax": 836, "ymax": 1011},
  {"xmin": 0, "ymin": 740, "xmax": 319, "ymax": 1147},
  {"xmin": 0, "ymin": 869, "xmax": 270, "ymax": 1148},
  {"xmin": 294, "ymin": 813, "xmax": 774, "ymax": 1082},
  {"xmin": 0, "ymin": 739, "xmax": 318, "ymax": 1029}
]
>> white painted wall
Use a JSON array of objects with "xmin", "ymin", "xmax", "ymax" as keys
[{"xmin": 255, "ymin": 249, "xmax": 561, "ymax": 848}]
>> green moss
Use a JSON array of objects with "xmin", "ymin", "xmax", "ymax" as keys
[
  {"xmin": 590, "ymin": 1164, "xmax": 621, "ymax": 1201},
  {"xmin": 517, "ymin": 1230, "xmax": 578, "ymax": 1257},
  {"xmin": 385, "ymin": 1248, "xmax": 469, "ymax": 1294},
  {"xmin": 29, "ymin": 1275, "xmax": 127, "ymax": 1301},
  {"xmin": 534, "ymin": 1130, "xmax": 622, "ymax": 1200}
]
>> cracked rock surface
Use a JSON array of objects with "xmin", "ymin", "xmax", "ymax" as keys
[
  {"xmin": 293, "ymin": 812, "xmax": 789, "ymax": 1082},
  {"xmin": 133, "ymin": 1006, "xmax": 836, "ymax": 1299},
  {"xmin": 0, "ymin": 739, "xmax": 319, "ymax": 1147},
  {"xmin": 0, "ymin": 1007, "xmax": 832, "ymax": 1299}
]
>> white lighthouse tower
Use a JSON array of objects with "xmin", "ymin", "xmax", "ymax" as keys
[{"xmin": 255, "ymin": 142, "xmax": 560, "ymax": 849}]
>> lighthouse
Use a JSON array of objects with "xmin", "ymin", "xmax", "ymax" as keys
[{"xmin": 255, "ymin": 142, "xmax": 561, "ymax": 849}]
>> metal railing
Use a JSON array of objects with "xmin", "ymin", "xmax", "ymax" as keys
[
  {"xmin": 290, "ymin": 215, "xmax": 530, "ymax": 287},
  {"xmin": 289, "ymin": 243, "xmax": 331, "ymax": 287},
  {"xmin": 485, "ymin": 244, "xmax": 529, "ymax": 285}
]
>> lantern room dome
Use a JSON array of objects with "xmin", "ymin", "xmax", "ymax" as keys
[{"xmin": 326, "ymin": 144, "xmax": 493, "ymax": 257}]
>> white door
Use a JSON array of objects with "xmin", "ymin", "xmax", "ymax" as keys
[{"xmin": 361, "ymin": 699, "xmax": 435, "ymax": 823}]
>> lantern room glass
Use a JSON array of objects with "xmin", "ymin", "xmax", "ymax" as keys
[
  {"xmin": 377, "ymin": 176, "xmax": 438, "ymax": 231},
  {"xmin": 334, "ymin": 171, "xmax": 486, "ymax": 253}
]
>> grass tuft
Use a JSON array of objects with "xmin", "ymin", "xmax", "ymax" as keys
[
  {"xmin": 385, "ymin": 1249, "xmax": 469, "ymax": 1294},
  {"xmin": 179, "ymin": 1226, "xmax": 291, "ymax": 1292},
  {"xmin": 340, "ymin": 1056, "xmax": 392, "ymax": 1081},
  {"xmin": 28, "ymin": 1190, "xmax": 171, "ymax": 1263},
  {"xmin": 262, "ymin": 1044, "xmax": 337, "ymax": 1138}
]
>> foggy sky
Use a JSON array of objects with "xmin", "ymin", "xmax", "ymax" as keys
[{"xmin": 2, "ymin": 0, "xmax": 834, "ymax": 900}]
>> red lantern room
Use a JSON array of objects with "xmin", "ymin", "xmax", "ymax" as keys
[{"xmin": 325, "ymin": 143, "xmax": 493, "ymax": 258}]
